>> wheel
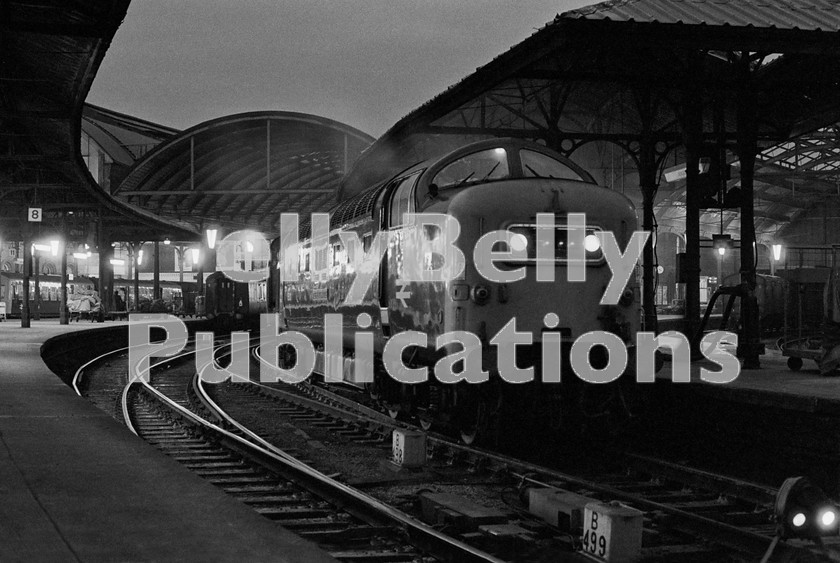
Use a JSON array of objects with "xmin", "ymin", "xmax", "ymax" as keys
[
  {"xmin": 459, "ymin": 429, "xmax": 478, "ymax": 445},
  {"xmin": 787, "ymin": 357, "xmax": 803, "ymax": 371}
]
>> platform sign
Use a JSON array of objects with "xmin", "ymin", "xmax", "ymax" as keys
[
  {"xmin": 28, "ymin": 207, "xmax": 42, "ymax": 222},
  {"xmin": 580, "ymin": 501, "xmax": 643, "ymax": 563}
]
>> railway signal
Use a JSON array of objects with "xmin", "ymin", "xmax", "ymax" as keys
[{"xmin": 774, "ymin": 477, "xmax": 839, "ymax": 539}]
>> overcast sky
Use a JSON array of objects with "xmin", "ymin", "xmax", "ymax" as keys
[{"xmin": 87, "ymin": 1, "xmax": 592, "ymax": 138}]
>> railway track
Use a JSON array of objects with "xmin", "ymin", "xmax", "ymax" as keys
[
  {"xmin": 116, "ymin": 341, "xmax": 506, "ymax": 563},
  {"xmin": 74, "ymin": 341, "xmax": 839, "ymax": 561}
]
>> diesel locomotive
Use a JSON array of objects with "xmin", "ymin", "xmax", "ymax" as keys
[{"xmin": 268, "ymin": 138, "xmax": 644, "ymax": 443}]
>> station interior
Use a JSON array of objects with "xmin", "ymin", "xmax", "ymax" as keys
[{"xmin": 4, "ymin": 1, "xmax": 840, "ymax": 562}]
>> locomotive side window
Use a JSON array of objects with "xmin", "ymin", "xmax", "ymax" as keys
[
  {"xmin": 389, "ymin": 172, "xmax": 421, "ymax": 227},
  {"xmin": 432, "ymin": 148, "xmax": 509, "ymax": 190},
  {"xmin": 520, "ymin": 149, "xmax": 585, "ymax": 181}
]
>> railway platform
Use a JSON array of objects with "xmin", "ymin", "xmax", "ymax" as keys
[
  {"xmin": 0, "ymin": 319, "xmax": 334, "ymax": 562},
  {"xmin": 651, "ymin": 341, "xmax": 840, "ymax": 495}
]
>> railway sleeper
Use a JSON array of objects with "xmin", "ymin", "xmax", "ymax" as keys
[
  {"xmin": 282, "ymin": 517, "xmax": 353, "ymax": 531},
  {"xmin": 224, "ymin": 484, "xmax": 298, "ymax": 494},
  {"xmin": 327, "ymin": 550, "xmax": 419, "ymax": 562},
  {"xmin": 255, "ymin": 507, "xmax": 336, "ymax": 520}
]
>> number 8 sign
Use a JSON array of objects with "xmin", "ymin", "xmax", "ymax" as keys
[{"xmin": 28, "ymin": 207, "xmax": 42, "ymax": 222}]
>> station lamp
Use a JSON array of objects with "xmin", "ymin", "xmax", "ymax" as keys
[
  {"xmin": 713, "ymin": 234, "xmax": 732, "ymax": 257},
  {"xmin": 190, "ymin": 248, "xmax": 200, "ymax": 263},
  {"xmin": 73, "ymin": 243, "xmax": 88, "ymax": 260},
  {"xmin": 772, "ymin": 244, "xmax": 783, "ymax": 262},
  {"xmin": 775, "ymin": 477, "xmax": 839, "ymax": 539},
  {"xmin": 163, "ymin": 237, "xmax": 171, "ymax": 245},
  {"xmin": 206, "ymin": 228, "xmax": 218, "ymax": 250}
]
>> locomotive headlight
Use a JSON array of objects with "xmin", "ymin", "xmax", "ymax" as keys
[
  {"xmin": 820, "ymin": 509, "xmax": 836, "ymax": 528},
  {"xmin": 584, "ymin": 234, "xmax": 601, "ymax": 253},
  {"xmin": 510, "ymin": 233, "xmax": 528, "ymax": 253}
]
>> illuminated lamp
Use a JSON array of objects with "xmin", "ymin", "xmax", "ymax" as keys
[
  {"xmin": 775, "ymin": 477, "xmax": 839, "ymax": 539},
  {"xmin": 713, "ymin": 234, "xmax": 732, "ymax": 257},
  {"xmin": 773, "ymin": 244, "xmax": 783, "ymax": 262},
  {"xmin": 163, "ymin": 237, "xmax": 171, "ymax": 245},
  {"xmin": 190, "ymin": 248, "xmax": 200, "ymax": 263},
  {"xmin": 109, "ymin": 259, "xmax": 125, "ymax": 266},
  {"xmin": 206, "ymin": 229, "xmax": 218, "ymax": 250},
  {"xmin": 584, "ymin": 234, "xmax": 601, "ymax": 253},
  {"xmin": 50, "ymin": 240, "xmax": 59, "ymax": 257}
]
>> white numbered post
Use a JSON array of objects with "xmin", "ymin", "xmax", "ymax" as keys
[
  {"xmin": 392, "ymin": 429, "xmax": 426, "ymax": 468},
  {"xmin": 28, "ymin": 207, "xmax": 42, "ymax": 222},
  {"xmin": 581, "ymin": 501, "xmax": 643, "ymax": 563}
]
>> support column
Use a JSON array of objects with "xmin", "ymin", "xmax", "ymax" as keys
[
  {"xmin": 737, "ymin": 76, "xmax": 762, "ymax": 369},
  {"xmin": 21, "ymin": 228, "xmax": 30, "ymax": 328},
  {"xmin": 639, "ymin": 138, "xmax": 659, "ymax": 334},
  {"xmin": 153, "ymin": 240, "xmax": 161, "ymax": 300},
  {"xmin": 683, "ymin": 95, "xmax": 703, "ymax": 352},
  {"xmin": 178, "ymin": 245, "xmax": 184, "ymax": 284},
  {"xmin": 97, "ymin": 221, "xmax": 111, "ymax": 316},
  {"xmin": 33, "ymin": 253, "xmax": 40, "ymax": 320},
  {"xmin": 59, "ymin": 240, "xmax": 68, "ymax": 324},
  {"xmin": 133, "ymin": 242, "xmax": 140, "ymax": 310},
  {"xmin": 196, "ymin": 243, "xmax": 204, "ymax": 296}
]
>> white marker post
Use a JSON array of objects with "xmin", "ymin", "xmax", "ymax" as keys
[
  {"xmin": 581, "ymin": 501, "xmax": 643, "ymax": 563},
  {"xmin": 392, "ymin": 429, "xmax": 426, "ymax": 468}
]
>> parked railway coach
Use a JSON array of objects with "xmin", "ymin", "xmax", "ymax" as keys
[
  {"xmin": 204, "ymin": 271, "xmax": 267, "ymax": 328},
  {"xmin": 269, "ymin": 138, "xmax": 644, "ymax": 443}
]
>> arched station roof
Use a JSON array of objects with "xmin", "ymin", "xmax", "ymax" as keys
[
  {"xmin": 339, "ymin": 0, "xmax": 840, "ymax": 244},
  {"xmin": 82, "ymin": 103, "xmax": 179, "ymax": 167},
  {"xmin": 111, "ymin": 112, "xmax": 374, "ymax": 236},
  {"xmin": 0, "ymin": 0, "xmax": 199, "ymax": 243}
]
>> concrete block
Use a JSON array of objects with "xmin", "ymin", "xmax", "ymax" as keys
[
  {"xmin": 528, "ymin": 488, "xmax": 595, "ymax": 530},
  {"xmin": 419, "ymin": 492, "xmax": 507, "ymax": 531}
]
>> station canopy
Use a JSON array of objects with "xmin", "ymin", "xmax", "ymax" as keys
[
  {"xmin": 0, "ymin": 0, "xmax": 198, "ymax": 243},
  {"xmin": 110, "ymin": 112, "xmax": 374, "ymax": 237},
  {"xmin": 339, "ymin": 0, "xmax": 840, "ymax": 244}
]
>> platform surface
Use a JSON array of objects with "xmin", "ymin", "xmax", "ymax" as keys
[
  {"xmin": 656, "ymin": 336, "xmax": 840, "ymax": 413},
  {"xmin": 0, "ymin": 319, "xmax": 334, "ymax": 562}
]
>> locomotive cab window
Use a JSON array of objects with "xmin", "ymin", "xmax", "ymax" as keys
[
  {"xmin": 389, "ymin": 172, "xmax": 421, "ymax": 227},
  {"xmin": 432, "ymin": 148, "xmax": 509, "ymax": 191},
  {"xmin": 520, "ymin": 149, "xmax": 586, "ymax": 181}
]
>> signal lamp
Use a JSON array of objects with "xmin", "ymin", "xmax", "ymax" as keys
[{"xmin": 775, "ymin": 476, "xmax": 840, "ymax": 539}]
